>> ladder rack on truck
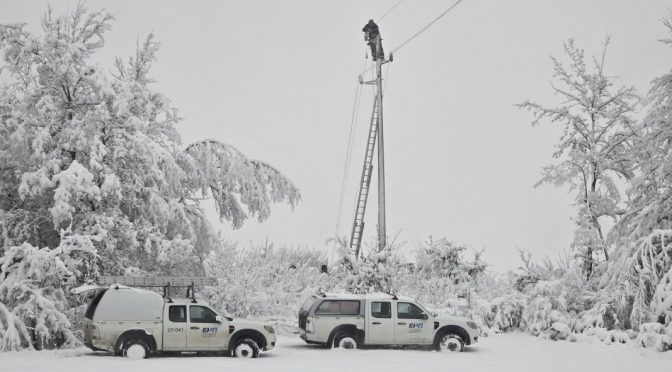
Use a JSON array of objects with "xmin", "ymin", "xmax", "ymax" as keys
[{"xmin": 99, "ymin": 276, "xmax": 218, "ymax": 302}]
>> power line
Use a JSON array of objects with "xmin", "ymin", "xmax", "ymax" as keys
[
  {"xmin": 335, "ymin": 52, "xmax": 368, "ymax": 237},
  {"xmin": 391, "ymin": 0, "xmax": 464, "ymax": 55},
  {"xmin": 359, "ymin": 0, "xmax": 465, "ymax": 77},
  {"xmin": 379, "ymin": 0, "xmax": 403, "ymax": 22},
  {"xmin": 390, "ymin": 0, "xmax": 462, "ymax": 53}
]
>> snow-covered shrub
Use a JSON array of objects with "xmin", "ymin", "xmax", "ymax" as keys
[
  {"xmin": 205, "ymin": 241, "xmax": 329, "ymax": 321},
  {"xmin": 332, "ymin": 237, "xmax": 405, "ymax": 295},
  {"xmin": 634, "ymin": 323, "xmax": 672, "ymax": 351},
  {"xmin": 410, "ymin": 237, "xmax": 485, "ymax": 305},
  {"xmin": 578, "ymin": 299, "xmax": 619, "ymax": 331},
  {"xmin": 470, "ymin": 293, "xmax": 526, "ymax": 334},
  {"xmin": 604, "ymin": 230, "xmax": 672, "ymax": 329},
  {"xmin": 0, "ymin": 242, "xmax": 94, "ymax": 351}
]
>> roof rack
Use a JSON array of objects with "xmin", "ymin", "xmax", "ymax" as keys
[{"xmin": 99, "ymin": 276, "xmax": 218, "ymax": 303}]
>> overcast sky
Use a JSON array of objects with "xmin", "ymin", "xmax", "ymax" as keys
[{"xmin": 2, "ymin": 0, "xmax": 671, "ymax": 271}]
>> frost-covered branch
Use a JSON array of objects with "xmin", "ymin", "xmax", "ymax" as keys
[{"xmin": 184, "ymin": 139, "xmax": 300, "ymax": 229}]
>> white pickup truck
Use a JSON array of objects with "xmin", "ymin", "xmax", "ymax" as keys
[
  {"xmin": 78, "ymin": 280, "xmax": 275, "ymax": 359},
  {"xmin": 298, "ymin": 293, "xmax": 478, "ymax": 352}
]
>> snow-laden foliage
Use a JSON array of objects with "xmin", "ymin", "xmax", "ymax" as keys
[
  {"xmin": 601, "ymin": 17, "xmax": 672, "ymax": 334},
  {"xmin": 0, "ymin": 5, "xmax": 299, "ymax": 350},
  {"xmin": 331, "ymin": 237, "xmax": 406, "ymax": 294},
  {"xmin": 204, "ymin": 236, "xmax": 486, "ymax": 324},
  {"xmin": 604, "ymin": 231, "xmax": 672, "ymax": 329},
  {"xmin": 0, "ymin": 242, "xmax": 94, "ymax": 350},
  {"xmin": 406, "ymin": 237, "xmax": 485, "ymax": 314},
  {"xmin": 205, "ymin": 241, "xmax": 329, "ymax": 321},
  {"xmin": 185, "ymin": 141, "xmax": 300, "ymax": 229},
  {"xmin": 518, "ymin": 38, "xmax": 639, "ymax": 278}
]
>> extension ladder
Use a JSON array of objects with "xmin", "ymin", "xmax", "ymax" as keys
[{"xmin": 349, "ymin": 95, "xmax": 380, "ymax": 256}]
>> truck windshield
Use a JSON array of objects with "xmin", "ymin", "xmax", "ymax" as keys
[{"xmin": 415, "ymin": 301, "xmax": 435, "ymax": 316}]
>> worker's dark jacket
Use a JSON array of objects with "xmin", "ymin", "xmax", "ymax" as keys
[{"xmin": 362, "ymin": 22, "xmax": 380, "ymax": 41}]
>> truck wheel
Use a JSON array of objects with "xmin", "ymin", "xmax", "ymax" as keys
[
  {"xmin": 333, "ymin": 333, "xmax": 358, "ymax": 350},
  {"xmin": 232, "ymin": 338, "xmax": 260, "ymax": 358},
  {"xmin": 435, "ymin": 333, "xmax": 464, "ymax": 352},
  {"xmin": 123, "ymin": 338, "xmax": 151, "ymax": 359}
]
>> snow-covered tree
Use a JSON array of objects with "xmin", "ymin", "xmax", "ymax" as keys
[
  {"xmin": 604, "ymin": 18, "xmax": 672, "ymax": 330},
  {"xmin": 518, "ymin": 38, "xmax": 639, "ymax": 278},
  {"xmin": 0, "ymin": 5, "xmax": 299, "ymax": 350}
]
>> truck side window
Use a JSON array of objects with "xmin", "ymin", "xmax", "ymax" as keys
[
  {"xmin": 397, "ymin": 302, "xmax": 425, "ymax": 319},
  {"xmin": 371, "ymin": 301, "xmax": 391, "ymax": 318},
  {"xmin": 190, "ymin": 305, "xmax": 218, "ymax": 323},
  {"xmin": 315, "ymin": 300, "xmax": 360, "ymax": 315},
  {"xmin": 315, "ymin": 300, "xmax": 340, "ymax": 314},
  {"xmin": 169, "ymin": 305, "xmax": 187, "ymax": 322},
  {"xmin": 340, "ymin": 301, "xmax": 360, "ymax": 315}
]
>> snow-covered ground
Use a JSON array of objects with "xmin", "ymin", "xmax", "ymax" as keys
[{"xmin": 2, "ymin": 333, "xmax": 671, "ymax": 372}]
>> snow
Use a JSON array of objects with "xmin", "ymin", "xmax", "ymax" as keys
[{"xmin": 1, "ymin": 333, "xmax": 671, "ymax": 372}]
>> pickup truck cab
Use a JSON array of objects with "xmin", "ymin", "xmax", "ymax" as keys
[
  {"xmin": 81, "ymin": 285, "xmax": 275, "ymax": 358},
  {"xmin": 298, "ymin": 293, "xmax": 478, "ymax": 352}
]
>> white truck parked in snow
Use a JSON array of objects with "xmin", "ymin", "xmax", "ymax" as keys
[
  {"xmin": 298, "ymin": 293, "xmax": 478, "ymax": 352},
  {"xmin": 75, "ymin": 277, "xmax": 275, "ymax": 359}
]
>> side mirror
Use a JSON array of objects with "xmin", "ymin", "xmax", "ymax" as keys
[
  {"xmin": 422, "ymin": 314, "xmax": 429, "ymax": 320},
  {"xmin": 215, "ymin": 315, "xmax": 223, "ymax": 323}
]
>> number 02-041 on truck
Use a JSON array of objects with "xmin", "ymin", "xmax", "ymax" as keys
[{"xmin": 75, "ymin": 278, "xmax": 275, "ymax": 359}]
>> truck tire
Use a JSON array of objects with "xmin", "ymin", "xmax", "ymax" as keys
[
  {"xmin": 122, "ymin": 338, "xmax": 151, "ymax": 359},
  {"xmin": 232, "ymin": 338, "xmax": 260, "ymax": 358},
  {"xmin": 434, "ymin": 332, "xmax": 464, "ymax": 352},
  {"xmin": 332, "ymin": 332, "xmax": 358, "ymax": 350}
]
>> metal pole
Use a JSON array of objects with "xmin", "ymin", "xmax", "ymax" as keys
[{"xmin": 376, "ymin": 36, "xmax": 386, "ymax": 250}]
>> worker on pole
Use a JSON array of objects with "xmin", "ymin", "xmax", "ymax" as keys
[{"xmin": 362, "ymin": 19, "xmax": 384, "ymax": 60}]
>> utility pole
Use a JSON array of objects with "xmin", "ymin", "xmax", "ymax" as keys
[
  {"xmin": 350, "ymin": 24, "xmax": 392, "ymax": 258},
  {"xmin": 375, "ymin": 36, "xmax": 386, "ymax": 251}
]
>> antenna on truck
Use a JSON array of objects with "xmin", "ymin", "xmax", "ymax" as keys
[{"xmin": 99, "ymin": 276, "xmax": 218, "ymax": 303}]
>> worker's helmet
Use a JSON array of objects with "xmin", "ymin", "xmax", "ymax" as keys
[{"xmin": 368, "ymin": 19, "xmax": 375, "ymax": 24}]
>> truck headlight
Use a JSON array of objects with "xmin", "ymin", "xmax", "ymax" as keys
[
  {"xmin": 467, "ymin": 321, "xmax": 478, "ymax": 330},
  {"xmin": 264, "ymin": 325, "xmax": 275, "ymax": 334}
]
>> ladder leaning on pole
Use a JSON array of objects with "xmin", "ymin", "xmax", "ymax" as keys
[{"xmin": 349, "ymin": 96, "xmax": 380, "ymax": 257}]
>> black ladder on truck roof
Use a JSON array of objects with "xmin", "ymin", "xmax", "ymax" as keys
[
  {"xmin": 349, "ymin": 95, "xmax": 380, "ymax": 257},
  {"xmin": 99, "ymin": 276, "xmax": 218, "ymax": 303}
]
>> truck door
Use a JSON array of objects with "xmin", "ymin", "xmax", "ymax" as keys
[
  {"xmin": 394, "ymin": 302, "xmax": 434, "ymax": 345},
  {"xmin": 365, "ymin": 301, "xmax": 395, "ymax": 344},
  {"xmin": 187, "ymin": 305, "xmax": 229, "ymax": 350},
  {"xmin": 163, "ymin": 305, "xmax": 188, "ymax": 350}
]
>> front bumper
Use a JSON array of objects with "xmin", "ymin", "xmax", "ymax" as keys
[{"xmin": 265, "ymin": 332, "xmax": 276, "ymax": 350}]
